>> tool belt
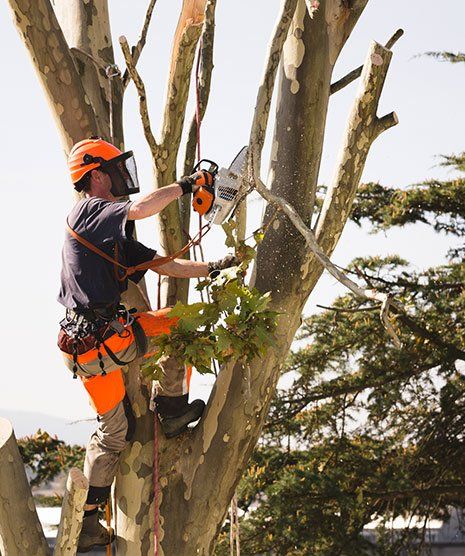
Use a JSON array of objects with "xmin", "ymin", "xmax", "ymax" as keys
[{"xmin": 58, "ymin": 305, "xmax": 148, "ymax": 375}]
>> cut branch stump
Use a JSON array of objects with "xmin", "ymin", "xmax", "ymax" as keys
[
  {"xmin": 54, "ymin": 468, "xmax": 89, "ymax": 556},
  {"xmin": 0, "ymin": 418, "xmax": 50, "ymax": 555}
]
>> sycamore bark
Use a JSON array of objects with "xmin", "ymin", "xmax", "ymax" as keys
[
  {"xmin": 54, "ymin": 468, "xmax": 89, "ymax": 556},
  {"xmin": 0, "ymin": 419, "xmax": 49, "ymax": 556}
]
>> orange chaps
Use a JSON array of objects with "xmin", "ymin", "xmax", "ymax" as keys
[{"xmin": 60, "ymin": 307, "xmax": 192, "ymax": 414}]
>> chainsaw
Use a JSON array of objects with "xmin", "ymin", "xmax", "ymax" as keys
[{"xmin": 192, "ymin": 146, "xmax": 248, "ymax": 225}]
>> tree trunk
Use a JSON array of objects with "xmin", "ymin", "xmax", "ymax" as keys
[
  {"xmin": 255, "ymin": 0, "xmax": 367, "ymax": 299},
  {"xmin": 52, "ymin": 0, "xmax": 123, "ymax": 146},
  {"xmin": 54, "ymin": 468, "xmax": 88, "ymax": 556},
  {"xmin": 0, "ymin": 418, "xmax": 49, "ymax": 555}
]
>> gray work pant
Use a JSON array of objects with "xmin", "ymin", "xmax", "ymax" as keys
[
  {"xmin": 83, "ymin": 355, "xmax": 189, "ymax": 492},
  {"xmin": 60, "ymin": 310, "xmax": 191, "ymax": 500}
]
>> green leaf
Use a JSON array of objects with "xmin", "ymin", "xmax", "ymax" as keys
[
  {"xmin": 222, "ymin": 220, "xmax": 238, "ymax": 249},
  {"xmin": 253, "ymin": 230, "xmax": 265, "ymax": 244}
]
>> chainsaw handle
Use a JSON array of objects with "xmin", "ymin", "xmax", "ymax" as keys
[{"xmin": 193, "ymin": 159, "xmax": 219, "ymax": 176}]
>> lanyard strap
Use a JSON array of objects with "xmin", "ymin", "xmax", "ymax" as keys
[{"xmin": 66, "ymin": 220, "xmax": 210, "ymax": 281}]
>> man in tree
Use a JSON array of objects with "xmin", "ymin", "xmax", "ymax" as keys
[{"xmin": 57, "ymin": 137, "xmax": 237, "ymax": 552}]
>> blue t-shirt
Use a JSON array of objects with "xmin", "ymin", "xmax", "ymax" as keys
[{"xmin": 58, "ymin": 197, "xmax": 156, "ymax": 310}]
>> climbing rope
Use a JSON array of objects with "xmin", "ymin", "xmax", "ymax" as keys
[
  {"xmin": 150, "ymin": 33, "xmax": 207, "ymax": 556},
  {"xmin": 70, "ymin": 47, "xmax": 120, "ymax": 143},
  {"xmin": 106, "ymin": 64, "xmax": 121, "ymax": 144},
  {"xmin": 153, "ymin": 403, "xmax": 160, "ymax": 556},
  {"xmin": 147, "ymin": 380, "xmax": 160, "ymax": 555},
  {"xmin": 229, "ymin": 493, "xmax": 240, "ymax": 556},
  {"xmin": 105, "ymin": 497, "xmax": 112, "ymax": 555},
  {"xmin": 113, "ymin": 483, "xmax": 118, "ymax": 555},
  {"xmin": 195, "ymin": 36, "xmax": 203, "ymax": 162}
]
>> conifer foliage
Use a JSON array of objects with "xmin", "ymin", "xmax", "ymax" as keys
[{"xmin": 220, "ymin": 65, "xmax": 465, "ymax": 556}]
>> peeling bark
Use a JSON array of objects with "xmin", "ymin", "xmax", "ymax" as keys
[
  {"xmin": 315, "ymin": 41, "xmax": 396, "ymax": 260},
  {"xmin": 52, "ymin": 0, "xmax": 122, "ymax": 144},
  {"xmin": 0, "ymin": 418, "xmax": 49, "ymax": 555},
  {"xmin": 54, "ymin": 468, "xmax": 88, "ymax": 556},
  {"xmin": 255, "ymin": 0, "xmax": 367, "ymax": 300},
  {"xmin": 7, "ymin": 0, "xmax": 97, "ymax": 149}
]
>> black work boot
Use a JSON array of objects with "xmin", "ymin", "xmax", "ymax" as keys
[
  {"xmin": 155, "ymin": 394, "xmax": 205, "ymax": 438},
  {"xmin": 77, "ymin": 510, "xmax": 114, "ymax": 553}
]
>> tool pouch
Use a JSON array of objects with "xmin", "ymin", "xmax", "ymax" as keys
[{"xmin": 132, "ymin": 317, "xmax": 148, "ymax": 357}]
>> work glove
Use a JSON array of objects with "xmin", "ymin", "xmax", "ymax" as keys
[
  {"xmin": 207, "ymin": 255, "xmax": 241, "ymax": 278},
  {"xmin": 177, "ymin": 170, "xmax": 215, "ymax": 195}
]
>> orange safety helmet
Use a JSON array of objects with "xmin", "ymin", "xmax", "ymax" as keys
[
  {"xmin": 68, "ymin": 137, "xmax": 140, "ymax": 196},
  {"xmin": 68, "ymin": 138, "xmax": 122, "ymax": 184}
]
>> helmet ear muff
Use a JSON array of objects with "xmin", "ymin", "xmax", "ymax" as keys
[{"xmin": 82, "ymin": 154, "xmax": 104, "ymax": 166}]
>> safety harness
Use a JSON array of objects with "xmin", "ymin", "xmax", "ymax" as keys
[
  {"xmin": 61, "ymin": 220, "xmax": 209, "ymax": 379},
  {"xmin": 59, "ymin": 305, "xmax": 148, "ymax": 379}
]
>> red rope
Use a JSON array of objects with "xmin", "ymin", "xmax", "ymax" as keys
[
  {"xmin": 105, "ymin": 500, "xmax": 112, "ymax": 555},
  {"xmin": 195, "ymin": 38, "xmax": 204, "ymax": 238},
  {"xmin": 154, "ymin": 404, "xmax": 159, "ymax": 556},
  {"xmin": 195, "ymin": 37, "xmax": 203, "ymax": 162},
  {"xmin": 157, "ymin": 273, "xmax": 162, "ymax": 311},
  {"xmin": 152, "ymin": 36, "xmax": 205, "ymax": 556}
]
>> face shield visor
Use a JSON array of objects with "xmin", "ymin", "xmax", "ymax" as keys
[{"xmin": 100, "ymin": 151, "xmax": 140, "ymax": 197}]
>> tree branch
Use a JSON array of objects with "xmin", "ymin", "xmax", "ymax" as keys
[
  {"xmin": 316, "ymin": 303, "xmax": 378, "ymax": 313},
  {"xmin": 248, "ymin": 0, "xmax": 299, "ymax": 184},
  {"xmin": 393, "ymin": 308, "xmax": 465, "ymax": 361},
  {"xmin": 54, "ymin": 468, "xmax": 88, "ymax": 555},
  {"xmin": 302, "ymin": 484, "xmax": 465, "ymax": 504},
  {"xmin": 7, "ymin": 0, "xmax": 97, "ymax": 148},
  {"xmin": 253, "ymin": 175, "xmax": 402, "ymax": 346},
  {"xmin": 122, "ymin": 0, "xmax": 159, "ymax": 90},
  {"xmin": 330, "ymin": 29, "xmax": 403, "ymax": 95},
  {"xmin": 182, "ymin": 0, "xmax": 217, "ymax": 174},
  {"xmin": 120, "ymin": 35, "xmax": 159, "ymax": 157},
  {"xmin": 156, "ymin": 0, "xmax": 209, "ymax": 307},
  {"xmin": 249, "ymin": 40, "xmax": 400, "ymax": 344},
  {"xmin": 316, "ymin": 302, "xmax": 465, "ymax": 361},
  {"xmin": 159, "ymin": 0, "xmax": 208, "ymax": 171},
  {"xmin": 315, "ymin": 39, "xmax": 398, "ymax": 272},
  {"xmin": 266, "ymin": 359, "xmax": 445, "ymax": 428}
]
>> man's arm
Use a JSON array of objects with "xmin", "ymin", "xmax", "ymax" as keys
[
  {"xmin": 153, "ymin": 254, "xmax": 240, "ymax": 278},
  {"xmin": 154, "ymin": 255, "xmax": 209, "ymax": 278},
  {"xmin": 128, "ymin": 184, "xmax": 183, "ymax": 220},
  {"xmin": 127, "ymin": 169, "xmax": 213, "ymax": 221}
]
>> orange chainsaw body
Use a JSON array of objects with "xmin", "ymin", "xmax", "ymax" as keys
[{"xmin": 192, "ymin": 185, "xmax": 215, "ymax": 216}]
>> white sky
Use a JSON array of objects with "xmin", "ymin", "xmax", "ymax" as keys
[{"xmin": 1, "ymin": 0, "xmax": 464, "ymax": 427}]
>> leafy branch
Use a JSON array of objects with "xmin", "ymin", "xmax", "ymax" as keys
[{"xmin": 141, "ymin": 222, "xmax": 277, "ymax": 379}]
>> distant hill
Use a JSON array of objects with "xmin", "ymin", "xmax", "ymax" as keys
[{"xmin": 0, "ymin": 408, "xmax": 95, "ymax": 445}]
